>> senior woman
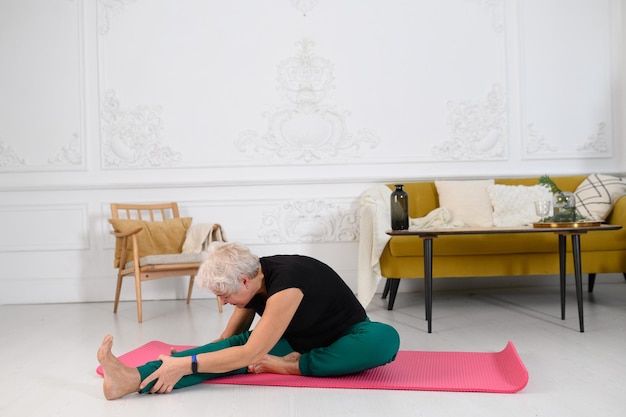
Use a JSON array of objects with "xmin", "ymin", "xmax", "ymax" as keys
[{"xmin": 97, "ymin": 242, "xmax": 400, "ymax": 400}]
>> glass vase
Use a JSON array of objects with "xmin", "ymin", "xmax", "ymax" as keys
[
  {"xmin": 552, "ymin": 191, "xmax": 576, "ymax": 222},
  {"xmin": 390, "ymin": 184, "xmax": 409, "ymax": 230}
]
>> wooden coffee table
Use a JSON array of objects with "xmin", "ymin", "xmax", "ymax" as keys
[{"xmin": 387, "ymin": 224, "xmax": 622, "ymax": 333}]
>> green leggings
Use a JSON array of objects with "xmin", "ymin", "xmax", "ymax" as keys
[{"xmin": 138, "ymin": 318, "xmax": 399, "ymax": 393}]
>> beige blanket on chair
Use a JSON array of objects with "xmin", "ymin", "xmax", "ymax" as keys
[{"xmin": 182, "ymin": 223, "xmax": 228, "ymax": 254}]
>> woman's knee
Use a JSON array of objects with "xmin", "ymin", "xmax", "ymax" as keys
[
  {"xmin": 373, "ymin": 322, "xmax": 400, "ymax": 359},
  {"xmin": 356, "ymin": 321, "xmax": 400, "ymax": 363}
]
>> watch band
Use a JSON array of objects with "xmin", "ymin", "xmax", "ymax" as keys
[{"xmin": 191, "ymin": 354, "xmax": 198, "ymax": 374}]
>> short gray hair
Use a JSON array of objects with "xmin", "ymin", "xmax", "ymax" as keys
[{"xmin": 196, "ymin": 242, "xmax": 260, "ymax": 295}]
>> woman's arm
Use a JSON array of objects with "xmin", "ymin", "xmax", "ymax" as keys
[
  {"xmin": 140, "ymin": 288, "xmax": 304, "ymax": 393},
  {"xmin": 197, "ymin": 288, "xmax": 304, "ymax": 371},
  {"xmin": 217, "ymin": 306, "xmax": 256, "ymax": 340}
]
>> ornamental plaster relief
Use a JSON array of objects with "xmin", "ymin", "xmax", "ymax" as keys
[
  {"xmin": 525, "ymin": 124, "xmax": 558, "ymax": 155},
  {"xmin": 0, "ymin": 140, "xmax": 25, "ymax": 168},
  {"xmin": 259, "ymin": 199, "xmax": 358, "ymax": 243},
  {"xmin": 235, "ymin": 39, "xmax": 380, "ymax": 164},
  {"xmin": 524, "ymin": 122, "xmax": 609, "ymax": 158},
  {"xmin": 291, "ymin": 0, "xmax": 320, "ymax": 16},
  {"xmin": 49, "ymin": 134, "xmax": 83, "ymax": 166},
  {"xmin": 100, "ymin": 90, "xmax": 182, "ymax": 168},
  {"xmin": 97, "ymin": 0, "xmax": 137, "ymax": 35},
  {"xmin": 576, "ymin": 123, "xmax": 608, "ymax": 153},
  {"xmin": 432, "ymin": 84, "xmax": 507, "ymax": 161},
  {"xmin": 0, "ymin": 134, "xmax": 83, "ymax": 171}
]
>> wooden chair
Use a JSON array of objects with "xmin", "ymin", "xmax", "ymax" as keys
[{"xmin": 109, "ymin": 202, "xmax": 222, "ymax": 323}]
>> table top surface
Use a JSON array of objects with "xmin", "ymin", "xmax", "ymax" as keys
[{"xmin": 387, "ymin": 223, "xmax": 622, "ymax": 236}]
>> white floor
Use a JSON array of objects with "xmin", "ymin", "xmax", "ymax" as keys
[{"xmin": 1, "ymin": 279, "xmax": 625, "ymax": 417}]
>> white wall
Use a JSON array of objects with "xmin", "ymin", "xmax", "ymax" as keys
[
  {"xmin": 622, "ymin": 0, "xmax": 626, "ymax": 164},
  {"xmin": 0, "ymin": 0, "xmax": 623, "ymax": 305}
]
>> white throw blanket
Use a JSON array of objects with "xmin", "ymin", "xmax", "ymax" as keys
[
  {"xmin": 357, "ymin": 185, "xmax": 456, "ymax": 307},
  {"xmin": 357, "ymin": 185, "xmax": 392, "ymax": 307},
  {"xmin": 182, "ymin": 223, "xmax": 228, "ymax": 254}
]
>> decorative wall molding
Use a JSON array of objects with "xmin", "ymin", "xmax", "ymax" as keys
[
  {"xmin": 577, "ymin": 123, "xmax": 608, "ymax": 153},
  {"xmin": 524, "ymin": 122, "xmax": 610, "ymax": 158},
  {"xmin": 235, "ymin": 38, "xmax": 380, "ymax": 163},
  {"xmin": 291, "ymin": 0, "xmax": 320, "ymax": 16},
  {"xmin": 49, "ymin": 134, "xmax": 83, "ymax": 165},
  {"xmin": 525, "ymin": 123, "xmax": 558, "ymax": 155},
  {"xmin": 0, "ymin": 0, "xmax": 86, "ymax": 172},
  {"xmin": 0, "ymin": 133, "xmax": 84, "ymax": 170},
  {"xmin": 0, "ymin": 140, "xmax": 26, "ymax": 167},
  {"xmin": 259, "ymin": 199, "xmax": 358, "ymax": 243},
  {"xmin": 97, "ymin": 0, "xmax": 136, "ymax": 35},
  {"xmin": 432, "ymin": 84, "xmax": 507, "ymax": 161},
  {"xmin": 519, "ymin": 0, "xmax": 613, "ymax": 161},
  {"xmin": 467, "ymin": 0, "xmax": 505, "ymax": 34},
  {"xmin": 100, "ymin": 90, "xmax": 183, "ymax": 169},
  {"xmin": 0, "ymin": 204, "xmax": 89, "ymax": 252}
]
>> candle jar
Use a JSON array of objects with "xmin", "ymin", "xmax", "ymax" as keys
[{"xmin": 552, "ymin": 191, "xmax": 576, "ymax": 222}]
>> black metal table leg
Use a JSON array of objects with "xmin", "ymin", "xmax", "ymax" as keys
[
  {"xmin": 423, "ymin": 237, "xmax": 433, "ymax": 333},
  {"xmin": 571, "ymin": 234, "xmax": 584, "ymax": 332},
  {"xmin": 558, "ymin": 235, "xmax": 566, "ymax": 320}
]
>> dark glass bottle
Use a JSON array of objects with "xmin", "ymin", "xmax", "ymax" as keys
[{"xmin": 390, "ymin": 184, "xmax": 409, "ymax": 230}]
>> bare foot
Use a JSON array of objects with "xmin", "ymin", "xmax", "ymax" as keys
[
  {"xmin": 248, "ymin": 352, "xmax": 302, "ymax": 375},
  {"xmin": 97, "ymin": 334, "xmax": 141, "ymax": 400}
]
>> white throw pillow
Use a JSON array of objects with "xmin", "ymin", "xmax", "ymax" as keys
[
  {"xmin": 435, "ymin": 179, "xmax": 495, "ymax": 227},
  {"xmin": 487, "ymin": 184, "xmax": 553, "ymax": 227},
  {"xmin": 574, "ymin": 174, "xmax": 626, "ymax": 221}
]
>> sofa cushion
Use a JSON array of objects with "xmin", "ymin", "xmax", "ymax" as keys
[
  {"xmin": 435, "ymin": 179, "xmax": 494, "ymax": 227},
  {"xmin": 109, "ymin": 217, "xmax": 193, "ymax": 267},
  {"xmin": 487, "ymin": 184, "xmax": 553, "ymax": 227},
  {"xmin": 574, "ymin": 174, "xmax": 626, "ymax": 221}
]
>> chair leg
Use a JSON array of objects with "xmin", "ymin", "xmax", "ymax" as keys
[
  {"xmin": 588, "ymin": 273, "xmax": 597, "ymax": 293},
  {"xmin": 134, "ymin": 271, "xmax": 143, "ymax": 323},
  {"xmin": 113, "ymin": 273, "xmax": 124, "ymax": 313},
  {"xmin": 186, "ymin": 275, "xmax": 195, "ymax": 304},
  {"xmin": 387, "ymin": 278, "xmax": 401, "ymax": 310},
  {"xmin": 216, "ymin": 296, "xmax": 223, "ymax": 313}
]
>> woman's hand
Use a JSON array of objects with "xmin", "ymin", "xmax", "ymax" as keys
[{"xmin": 139, "ymin": 355, "xmax": 189, "ymax": 394}]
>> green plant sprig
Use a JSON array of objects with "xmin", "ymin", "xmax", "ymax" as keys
[{"xmin": 539, "ymin": 175, "xmax": 561, "ymax": 194}]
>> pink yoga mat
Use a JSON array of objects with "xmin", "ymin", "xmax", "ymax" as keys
[{"xmin": 97, "ymin": 341, "xmax": 528, "ymax": 393}]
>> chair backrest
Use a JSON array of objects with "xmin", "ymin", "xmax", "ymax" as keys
[
  {"xmin": 109, "ymin": 202, "xmax": 192, "ymax": 268},
  {"xmin": 110, "ymin": 202, "xmax": 180, "ymax": 221}
]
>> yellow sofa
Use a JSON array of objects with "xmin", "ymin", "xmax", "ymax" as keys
[{"xmin": 379, "ymin": 176, "xmax": 626, "ymax": 309}]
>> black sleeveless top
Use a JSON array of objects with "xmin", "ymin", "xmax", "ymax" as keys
[{"xmin": 245, "ymin": 255, "xmax": 366, "ymax": 353}]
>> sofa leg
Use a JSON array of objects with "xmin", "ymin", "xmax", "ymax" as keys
[
  {"xmin": 590, "ymin": 273, "xmax": 626, "ymax": 292},
  {"xmin": 588, "ymin": 273, "xmax": 596, "ymax": 293},
  {"xmin": 387, "ymin": 279, "xmax": 401, "ymax": 310},
  {"xmin": 382, "ymin": 279, "xmax": 390, "ymax": 299}
]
